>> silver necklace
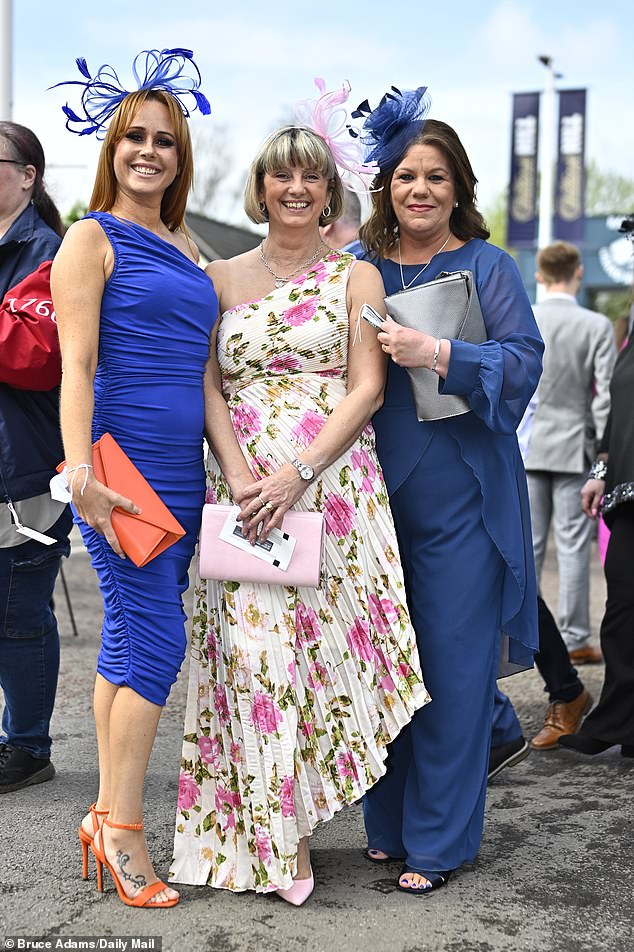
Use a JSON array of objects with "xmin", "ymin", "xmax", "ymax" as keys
[
  {"xmin": 398, "ymin": 233, "xmax": 452, "ymax": 290},
  {"xmin": 259, "ymin": 240, "xmax": 326, "ymax": 289}
]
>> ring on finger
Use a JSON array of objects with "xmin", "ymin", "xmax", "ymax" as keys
[{"xmin": 263, "ymin": 501, "xmax": 274, "ymax": 514}]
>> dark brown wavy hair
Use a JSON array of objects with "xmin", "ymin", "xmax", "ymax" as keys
[
  {"xmin": 0, "ymin": 121, "xmax": 64, "ymax": 237},
  {"xmin": 359, "ymin": 119, "xmax": 489, "ymax": 259}
]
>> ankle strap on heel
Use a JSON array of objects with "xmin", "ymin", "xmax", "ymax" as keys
[
  {"xmin": 89, "ymin": 802, "xmax": 109, "ymax": 816},
  {"xmin": 104, "ymin": 818, "xmax": 144, "ymax": 831}
]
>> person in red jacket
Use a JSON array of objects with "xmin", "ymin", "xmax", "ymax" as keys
[{"xmin": 0, "ymin": 121, "xmax": 72, "ymax": 794}]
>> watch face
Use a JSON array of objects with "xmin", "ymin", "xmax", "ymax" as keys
[{"xmin": 294, "ymin": 460, "xmax": 314, "ymax": 480}]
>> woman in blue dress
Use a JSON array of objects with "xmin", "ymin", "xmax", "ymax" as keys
[
  {"xmin": 51, "ymin": 51, "xmax": 215, "ymax": 908},
  {"xmin": 355, "ymin": 89, "xmax": 544, "ymax": 893}
]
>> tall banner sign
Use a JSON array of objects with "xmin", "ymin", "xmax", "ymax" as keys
[
  {"xmin": 507, "ymin": 93, "xmax": 540, "ymax": 247},
  {"xmin": 554, "ymin": 88, "xmax": 586, "ymax": 243}
]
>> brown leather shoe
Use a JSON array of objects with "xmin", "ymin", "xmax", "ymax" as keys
[
  {"xmin": 530, "ymin": 688, "xmax": 594, "ymax": 750},
  {"xmin": 568, "ymin": 644, "xmax": 603, "ymax": 665}
]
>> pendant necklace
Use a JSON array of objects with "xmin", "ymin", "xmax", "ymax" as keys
[
  {"xmin": 398, "ymin": 233, "xmax": 452, "ymax": 291},
  {"xmin": 259, "ymin": 240, "xmax": 326, "ymax": 289}
]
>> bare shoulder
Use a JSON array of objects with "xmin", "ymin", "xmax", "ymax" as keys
[
  {"xmin": 60, "ymin": 217, "xmax": 110, "ymax": 253},
  {"xmin": 348, "ymin": 257, "xmax": 385, "ymax": 293}
]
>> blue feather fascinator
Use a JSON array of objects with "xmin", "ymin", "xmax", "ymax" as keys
[
  {"xmin": 50, "ymin": 48, "xmax": 211, "ymax": 138},
  {"xmin": 351, "ymin": 85, "xmax": 431, "ymax": 174}
]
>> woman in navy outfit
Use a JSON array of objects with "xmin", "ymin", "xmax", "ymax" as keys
[
  {"xmin": 356, "ymin": 89, "xmax": 543, "ymax": 893},
  {"xmin": 51, "ymin": 50, "xmax": 214, "ymax": 908}
]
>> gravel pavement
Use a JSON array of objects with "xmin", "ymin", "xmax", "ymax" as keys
[{"xmin": 1, "ymin": 529, "xmax": 632, "ymax": 952}]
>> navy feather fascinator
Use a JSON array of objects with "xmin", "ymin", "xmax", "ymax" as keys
[{"xmin": 352, "ymin": 85, "xmax": 432, "ymax": 174}]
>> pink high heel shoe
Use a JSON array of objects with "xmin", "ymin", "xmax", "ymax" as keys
[{"xmin": 275, "ymin": 868, "xmax": 314, "ymax": 907}]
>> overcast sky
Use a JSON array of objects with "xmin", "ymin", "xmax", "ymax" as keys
[{"xmin": 8, "ymin": 0, "xmax": 633, "ymax": 226}]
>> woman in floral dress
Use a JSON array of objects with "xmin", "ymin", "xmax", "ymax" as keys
[{"xmin": 170, "ymin": 125, "xmax": 429, "ymax": 903}]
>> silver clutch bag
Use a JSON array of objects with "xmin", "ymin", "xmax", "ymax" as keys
[{"xmin": 385, "ymin": 270, "xmax": 487, "ymax": 422}]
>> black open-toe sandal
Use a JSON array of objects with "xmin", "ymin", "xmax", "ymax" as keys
[
  {"xmin": 397, "ymin": 866, "xmax": 452, "ymax": 895},
  {"xmin": 364, "ymin": 848, "xmax": 404, "ymax": 865}
]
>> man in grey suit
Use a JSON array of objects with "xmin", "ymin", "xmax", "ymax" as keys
[{"xmin": 525, "ymin": 241, "xmax": 616, "ymax": 664}]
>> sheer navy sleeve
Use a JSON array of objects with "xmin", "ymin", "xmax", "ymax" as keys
[{"xmin": 439, "ymin": 251, "xmax": 543, "ymax": 434}]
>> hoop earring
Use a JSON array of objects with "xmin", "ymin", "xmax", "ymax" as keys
[
  {"xmin": 322, "ymin": 205, "xmax": 331, "ymax": 219},
  {"xmin": 259, "ymin": 201, "xmax": 269, "ymax": 220}
]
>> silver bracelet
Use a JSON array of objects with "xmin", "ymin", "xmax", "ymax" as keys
[
  {"xmin": 588, "ymin": 459, "xmax": 608, "ymax": 481},
  {"xmin": 431, "ymin": 338, "xmax": 441, "ymax": 373}
]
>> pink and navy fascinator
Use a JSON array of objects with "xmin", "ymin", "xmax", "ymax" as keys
[
  {"xmin": 50, "ymin": 48, "xmax": 211, "ymax": 138},
  {"xmin": 293, "ymin": 78, "xmax": 378, "ymax": 190},
  {"xmin": 352, "ymin": 85, "xmax": 431, "ymax": 174}
]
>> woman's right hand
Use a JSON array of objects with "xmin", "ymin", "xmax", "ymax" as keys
[
  {"xmin": 71, "ymin": 472, "xmax": 141, "ymax": 558},
  {"xmin": 580, "ymin": 478, "xmax": 605, "ymax": 519}
]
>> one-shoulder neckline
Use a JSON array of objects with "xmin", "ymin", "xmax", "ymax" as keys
[
  {"xmin": 89, "ymin": 212, "xmax": 201, "ymax": 271},
  {"xmin": 220, "ymin": 248, "xmax": 352, "ymax": 319}
]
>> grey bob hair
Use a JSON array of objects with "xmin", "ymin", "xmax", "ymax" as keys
[{"xmin": 244, "ymin": 125, "xmax": 344, "ymax": 226}]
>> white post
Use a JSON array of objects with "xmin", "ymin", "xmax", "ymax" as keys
[
  {"xmin": 536, "ymin": 55, "xmax": 559, "ymax": 300},
  {"xmin": 537, "ymin": 56, "xmax": 557, "ymax": 251},
  {"xmin": 0, "ymin": 0, "xmax": 12, "ymax": 120}
]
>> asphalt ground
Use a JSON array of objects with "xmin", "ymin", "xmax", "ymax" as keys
[{"xmin": 1, "ymin": 528, "xmax": 632, "ymax": 952}]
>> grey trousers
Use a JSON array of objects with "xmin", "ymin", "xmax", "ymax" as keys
[{"xmin": 527, "ymin": 470, "xmax": 594, "ymax": 650}]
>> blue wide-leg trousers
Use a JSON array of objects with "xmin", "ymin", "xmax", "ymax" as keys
[{"xmin": 364, "ymin": 433, "xmax": 504, "ymax": 873}]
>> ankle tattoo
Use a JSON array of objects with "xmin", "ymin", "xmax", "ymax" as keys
[{"xmin": 115, "ymin": 851, "xmax": 148, "ymax": 890}]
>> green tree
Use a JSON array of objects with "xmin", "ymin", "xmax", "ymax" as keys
[{"xmin": 585, "ymin": 160, "xmax": 634, "ymax": 215}]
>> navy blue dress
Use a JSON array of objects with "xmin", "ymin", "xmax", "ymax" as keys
[
  {"xmin": 77, "ymin": 213, "xmax": 217, "ymax": 706},
  {"xmin": 362, "ymin": 239, "xmax": 543, "ymax": 873}
]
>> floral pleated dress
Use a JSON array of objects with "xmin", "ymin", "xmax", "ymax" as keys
[{"xmin": 170, "ymin": 251, "xmax": 430, "ymax": 893}]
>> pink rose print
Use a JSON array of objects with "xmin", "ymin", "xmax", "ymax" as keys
[
  {"xmin": 398, "ymin": 662, "xmax": 411, "ymax": 678},
  {"xmin": 324, "ymin": 493, "xmax": 355, "ymax": 538},
  {"xmin": 214, "ymin": 685, "xmax": 230, "ymax": 725},
  {"xmin": 316, "ymin": 368, "xmax": 342, "ymax": 378},
  {"xmin": 255, "ymin": 824, "xmax": 273, "ymax": 863},
  {"xmin": 307, "ymin": 660, "xmax": 329, "ymax": 691},
  {"xmin": 291, "ymin": 410, "xmax": 325, "ymax": 448},
  {"xmin": 283, "ymin": 298, "xmax": 319, "ymax": 326},
  {"xmin": 300, "ymin": 719, "xmax": 315, "ymax": 738},
  {"xmin": 346, "ymin": 617, "xmax": 375, "ymax": 663},
  {"xmin": 215, "ymin": 785, "xmax": 242, "ymax": 814},
  {"xmin": 206, "ymin": 630, "xmax": 220, "ymax": 665},
  {"xmin": 233, "ymin": 403, "xmax": 261, "ymax": 443},
  {"xmin": 177, "ymin": 771, "xmax": 200, "ymax": 810},
  {"xmin": 295, "ymin": 603, "xmax": 321, "ymax": 646},
  {"xmin": 251, "ymin": 691, "xmax": 283, "ymax": 735},
  {"xmin": 351, "ymin": 448, "xmax": 377, "ymax": 493},
  {"xmin": 205, "ymin": 486, "xmax": 218, "ymax": 504},
  {"xmin": 269, "ymin": 354, "xmax": 301, "ymax": 374},
  {"xmin": 368, "ymin": 594, "xmax": 399, "ymax": 635},
  {"xmin": 199, "ymin": 735, "xmax": 222, "ymax": 768},
  {"xmin": 279, "ymin": 776, "xmax": 296, "ymax": 818},
  {"xmin": 287, "ymin": 660, "xmax": 296, "ymax": 688},
  {"xmin": 336, "ymin": 751, "xmax": 359, "ymax": 780},
  {"xmin": 292, "ymin": 260, "xmax": 327, "ymax": 286},
  {"xmin": 230, "ymin": 741, "xmax": 244, "ymax": 764}
]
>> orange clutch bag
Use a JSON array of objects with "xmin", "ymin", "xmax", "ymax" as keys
[{"xmin": 58, "ymin": 432, "xmax": 185, "ymax": 567}]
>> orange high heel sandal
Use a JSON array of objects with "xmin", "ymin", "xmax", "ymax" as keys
[
  {"xmin": 90, "ymin": 818, "xmax": 179, "ymax": 908},
  {"xmin": 78, "ymin": 803, "xmax": 109, "ymax": 880}
]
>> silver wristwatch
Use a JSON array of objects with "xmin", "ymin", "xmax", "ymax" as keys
[{"xmin": 291, "ymin": 458, "xmax": 314, "ymax": 481}]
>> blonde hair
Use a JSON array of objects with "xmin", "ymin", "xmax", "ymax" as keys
[
  {"xmin": 244, "ymin": 125, "xmax": 344, "ymax": 226},
  {"xmin": 89, "ymin": 89, "xmax": 193, "ymax": 232}
]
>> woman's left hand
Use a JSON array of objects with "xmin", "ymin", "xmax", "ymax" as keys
[
  {"xmin": 377, "ymin": 315, "xmax": 435, "ymax": 368},
  {"xmin": 236, "ymin": 465, "xmax": 308, "ymax": 544}
]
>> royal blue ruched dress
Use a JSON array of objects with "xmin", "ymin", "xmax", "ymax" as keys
[{"xmin": 77, "ymin": 213, "xmax": 217, "ymax": 706}]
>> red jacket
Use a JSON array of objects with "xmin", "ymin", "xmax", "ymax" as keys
[{"xmin": 0, "ymin": 258, "xmax": 61, "ymax": 391}]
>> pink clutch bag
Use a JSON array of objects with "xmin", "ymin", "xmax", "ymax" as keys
[{"xmin": 198, "ymin": 504, "xmax": 325, "ymax": 588}]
